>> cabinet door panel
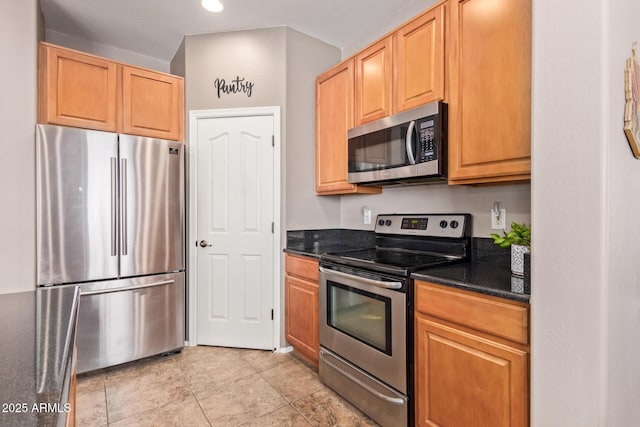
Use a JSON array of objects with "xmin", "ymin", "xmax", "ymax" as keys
[
  {"xmin": 121, "ymin": 66, "xmax": 184, "ymax": 141},
  {"xmin": 316, "ymin": 61, "xmax": 381, "ymax": 195},
  {"xmin": 415, "ymin": 315, "xmax": 528, "ymax": 427},
  {"xmin": 355, "ymin": 37, "xmax": 393, "ymax": 125},
  {"xmin": 395, "ymin": 5, "xmax": 445, "ymax": 112},
  {"xmin": 285, "ymin": 275, "xmax": 319, "ymax": 364},
  {"xmin": 316, "ymin": 60, "xmax": 355, "ymax": 194},
  {"xmin": 39, "ymin": 44, "xmax": 117, "ymax": 131},
  {"xmin": 448, "ymin": 0, "xmax": 531, "ymax": 183}
]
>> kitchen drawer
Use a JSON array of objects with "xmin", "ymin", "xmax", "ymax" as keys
[
  {"xmin": 285, "ymin": 253, "xmax": 319, "ymax": 282},
  {"xmin": 415, "ymin": 281, "xmax": 529, "ymax": 345}
]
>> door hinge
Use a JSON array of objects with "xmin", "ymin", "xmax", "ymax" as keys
[
  {"xmin": 272, "ymin": 135, "xmax": 274, "ymax": 147},
  {"xmin": 272, "ymin": 222, "xmax": 275, "ymax": 233},
  {"xmin": 271, "ymin": 309, "xmax": 274, "ymax": 320}
]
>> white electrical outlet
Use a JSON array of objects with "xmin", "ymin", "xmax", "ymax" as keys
[
  {"xmin": 491, "ymin": 208, "xmax": 506, "ymax": 230},
  {"xmin": 363, "ymin": 207, "xmax": 372, "ymax": 225}
]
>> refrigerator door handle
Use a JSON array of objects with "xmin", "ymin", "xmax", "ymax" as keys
[
  {"xmin": 110, "ymin": 157, "xmax": 118, "ymax": 257},
  {"xmin": 120, "ymin": 158, "xmax": 128, "ymax": 256},
  {"xmin": 81, "ymin": 279, "xmax": 175, "ymax": 296}
]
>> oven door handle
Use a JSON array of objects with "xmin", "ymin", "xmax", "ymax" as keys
[{"xmin": 319, "ymin": 267, "xmax": 402, "ymax": 290}]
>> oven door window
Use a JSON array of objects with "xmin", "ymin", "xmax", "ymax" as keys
[{"xmin": 326, "ymin": 280, "xmax": 392, "ymax": 355}]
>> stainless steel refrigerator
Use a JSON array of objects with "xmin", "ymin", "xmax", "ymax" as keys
[{"xmin": 36, "ymin": 124, "xmax": 185, "ymax": 373}]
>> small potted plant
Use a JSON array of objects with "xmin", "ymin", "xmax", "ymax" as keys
[{"xmin": 491, "ymin": 222, "xmax": 531, "ymax": 276}]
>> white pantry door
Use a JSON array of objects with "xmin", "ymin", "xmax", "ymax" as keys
[{"xmin": 196, "ymin": 114, "xmax": 274, "ymax": 349}]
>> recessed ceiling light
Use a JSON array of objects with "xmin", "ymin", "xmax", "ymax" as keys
[{"xmin": 202, "ymin": 0, "xmax": 224, "ymax": 13}]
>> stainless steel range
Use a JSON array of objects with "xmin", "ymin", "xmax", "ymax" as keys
[{"xmin": 318, "ymin": 214, "xmax": 471, "ymax": 427}]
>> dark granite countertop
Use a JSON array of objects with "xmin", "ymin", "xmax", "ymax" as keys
[
  {"xmin": 412, "ymin": 262, "xmax": 530, "ymax": 303},
  {"xmin": 0, "ymin": 286, "xmax": 80, "ymax": 426},
  {"xmin": 285, "ymin": 231, "xmax": 530, "ymax": 303},
  {"xmin": 284, "ymin": 229, "xmax": 375, "ymax": 259}
]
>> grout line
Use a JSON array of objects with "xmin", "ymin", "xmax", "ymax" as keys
[
  {"xmin": 81, "ymin": 348, "xmax": 370, "ymax": 427},
  {"xmin": 289, "ymin": 397, "xmax": 317, "ymax": 427},
  {"xmin": 191, "ymin": 390, "xmax": 213, "ymax": 427},
  {"xmin": 103, "ymin": 376, "xmax": 110, "ymax": 426}
]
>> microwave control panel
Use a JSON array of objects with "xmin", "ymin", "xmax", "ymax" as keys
[{"xmin": 417, "ymin": 118, "xmax": 436, "ymax": 162}]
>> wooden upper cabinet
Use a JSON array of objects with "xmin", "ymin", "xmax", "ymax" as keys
[
  {"xmin": 121, "ymin": 66, "xmax": 184, "ymax": 141},
  {"xmin": 448, "ymin": 0, "xmax": 532, "ymax": 184},
  {"xmin": 354, "ymin": 37, "xmax": 393, "ymax": 125},
  {"xmin": 38, "ymin": 42, "xmax": 184, "ymax": 141},
  {"xmin": 315, "ymin": 60, "xmax": 381, "ymax": 195},
  {"xmin": 394, "ymin": 4, "xmax": 445, "ymax": 113},
  {"xmin": 39, "ymin": 43, "xmax": 118, "ymax": 132}
]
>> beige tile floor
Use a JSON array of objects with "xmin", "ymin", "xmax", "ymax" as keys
[{"xmin": 76, "ymin": 346, "xmax": 380, "ymax": 426}]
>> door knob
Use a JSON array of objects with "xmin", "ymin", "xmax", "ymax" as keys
[{"xmin": 199, "ymin": 240, "xmax": 212, "ymax": 248}]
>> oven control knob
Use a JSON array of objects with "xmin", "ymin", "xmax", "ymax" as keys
[
  {"xmin": 385, "ymin": 219, "xmax": 392, "ymax": 226},
  {"xmin": 439, "ymin": 220, "xmax": 448, "ymax": 228},
  {"xmin": 450, "ymin": 220, "xmax": 459, "ymax": 229},
  {"xmin": 378, "ymin": 219, "xmax": 385, "ymax": 226}
]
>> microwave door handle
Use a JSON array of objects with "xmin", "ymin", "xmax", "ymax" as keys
[{"xmin": 406, "ymin": 120, "xmax": 416, "ymax": 165}]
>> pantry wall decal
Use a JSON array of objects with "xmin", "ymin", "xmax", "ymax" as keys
[
  {"xmin": 214, "ymin": 76, "xmax": 254, "ymax": 98},
  {"xmin": 624, "ymin": 43, "xmax": 640, "ymax": 158}
]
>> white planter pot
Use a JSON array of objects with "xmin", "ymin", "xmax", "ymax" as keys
[{"xmin": 511, "ymin": 244, "xmax": 530, "ymax": 276}]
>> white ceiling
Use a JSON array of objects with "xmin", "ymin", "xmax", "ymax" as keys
[{"xmin": 40, "ymin": 0, "xmax": 417, "ymax": 63}]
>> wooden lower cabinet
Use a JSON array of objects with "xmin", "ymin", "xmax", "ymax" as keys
[
  {"xmin": 415, "ymin": 315, "xmax": 528, "ymax": 427},
  {"xmin": 285, "ymin": 254, "xmax": 319, "ymax": 365},
  {"xmin": 415, "ymin": 281, "xmax": 529, "ymax": 427}
]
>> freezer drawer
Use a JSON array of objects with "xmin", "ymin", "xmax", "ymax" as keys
[{"xmin": 76, "ymin": 273, "xmax": 184, "ymax": 373}]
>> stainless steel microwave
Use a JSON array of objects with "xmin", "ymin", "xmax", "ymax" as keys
[{"xmin": 347, "ymin": 101, "xmax": 447, "ymax": 186}]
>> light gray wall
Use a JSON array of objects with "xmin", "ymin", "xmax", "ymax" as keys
[
  {"xmin": 0, "ymin": 0, "xmax": 39, "ymax": 294},
  {"xmin": 532, "ymin": 0, "xmax": 604, "ymax": 422},
  {"xmin": 285, "ymin": 29, "xmax": 341, "ymax": 230},
  {"xmin": 605, "ymin": 0, "xmax": 640, "ymax": 422},
  {"xmin": 183, "ymin": 28, "xmax": 287, "ymax": 112},
  {"xmin": 181, "ymin": 27, "xmax": 342, "ymax": 230},
  {"xmin": 170, "ymin": 38, "xmax": 186, "ymax": 78},
  {"xmin": 340, "ymin": 184, "xmax": 531, "ymax": 237},
  {"xmin": 45, "ymin": 29, "xmax": 170, "ymax": 72},
  {"xmin": 532, "ymin": 0, "xmax": 640, "ymax": 424}
]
